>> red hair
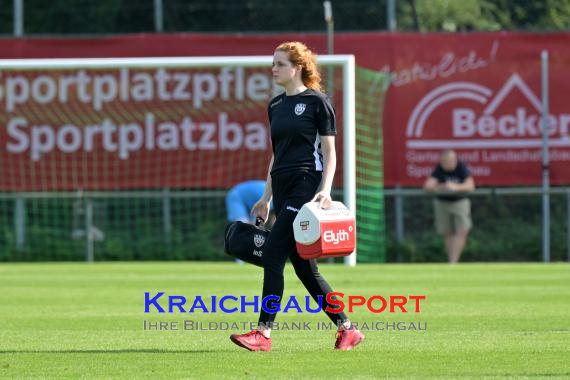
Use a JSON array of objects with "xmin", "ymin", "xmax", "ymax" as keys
[{"xmin": 276, "ymin": 41, "xmax": 322, "ymax": 92}]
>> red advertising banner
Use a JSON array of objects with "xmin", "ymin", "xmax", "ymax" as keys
[
  {"xmin": 0, "ymin": 67, "xmax": 275, "ymax": 190},
  {"xmin": 0, "ymin": 32, "xmax": 569, "ymax": 189},
  {"xmin": 374, "ymin": 33, "xmax": 570, "ymax": 187}
]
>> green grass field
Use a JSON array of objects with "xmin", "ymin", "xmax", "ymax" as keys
[{"xmin": 0, "ymin": 262, "xmax": 569, "ymax": 379}]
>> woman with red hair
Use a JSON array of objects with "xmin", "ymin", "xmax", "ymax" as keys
[{"xmin": 230, "ymin": 42, "xmax": 364, "ymax": 352}]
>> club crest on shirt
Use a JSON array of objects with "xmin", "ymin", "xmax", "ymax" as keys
[
  {"xmin": 294, "ymin": 103, "xmax": 306, "ymax": 116},
  {"xmin": 253, "ymin": 234, "xmax": 265, "ymax": 248}
]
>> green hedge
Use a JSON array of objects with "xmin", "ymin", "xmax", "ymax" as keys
[
  {"xmin": 385, "ymin": 193, "xmax": 569, "ymax": 262},
  {"xmin": 0, "ymin": 197, "xmax": 230, "ymax": 262},
  {"xmin": 1, "ymin": 192, "xmax": 568, "ymax": 262}
]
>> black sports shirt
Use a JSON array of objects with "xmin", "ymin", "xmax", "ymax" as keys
[
  {"xmin": 268, "ymin": 89, "xmax": 336, "ymax": 176},
  {"xmin": 431, "ymin": 160, "xmax": 471, "ymax": 202}
]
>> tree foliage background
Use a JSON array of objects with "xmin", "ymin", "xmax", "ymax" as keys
[{"xmin": 1, "ymin": 0, "xmax": 569, "ymax": 35}]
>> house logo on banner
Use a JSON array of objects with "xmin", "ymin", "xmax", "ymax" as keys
[{"xmin": 405, "ymin": 73, "xmax": 570, "ymax": 149}]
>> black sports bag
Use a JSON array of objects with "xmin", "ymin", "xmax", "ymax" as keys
[{"xmin": 224, "ymin": 218, "xmax": 268, "ymax": 267}]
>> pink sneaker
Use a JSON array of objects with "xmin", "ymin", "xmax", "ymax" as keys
[
  {"xmin": 334, "ymin": 328, "xmax": 365, "ymax": 350},
  {"xmin": 230, "ymin": 331, "xmax": 272, "ymax": 352}
]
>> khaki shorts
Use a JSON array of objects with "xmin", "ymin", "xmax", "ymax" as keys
[{"xmin": 434, "ymin": 198, "xmax": 472, "ymax": 234}]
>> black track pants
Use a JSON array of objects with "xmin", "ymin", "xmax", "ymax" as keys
[{"xmin": 259, "ymin": 169, "xmax": 348, "ymax": 325}]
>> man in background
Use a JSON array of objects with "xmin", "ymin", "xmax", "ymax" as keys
[
  {"xmin": 226, "ymin": 180, "xmax": 275, "ymax": 264},
  {"xmin": 423, "ymin": 150, "xmax": 475, "ymax": 264},
  {"xmin": 226, "ymin": 180, "xmax": 274, "ymax": 226}
]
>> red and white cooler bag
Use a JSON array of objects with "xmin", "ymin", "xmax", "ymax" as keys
[{"xmin": 293, "ymin": 201, "xmax": 356, "ymax": 260}]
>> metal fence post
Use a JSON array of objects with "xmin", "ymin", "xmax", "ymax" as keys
[
  {"xmin": 14, "ymin": 0, "xmax": 24, "ymax": 36},
  {"xmin": 387, "ymin": 0, "xmax": 397, "ymax": 31},
  {"xmin": 154, "ymin": 0, "xmax": 163, "ymax": 32},
  {"xmin": 567, "ymin": 189, "xmax": 570, "ymax": 262},
  {"xmin": 85, "ymin": 199, "xmax": 94, "ymax": 262},
  {"xmin": 395, "ymin": 185, "xmax": 404, "ymax": 262},
  {"xmin": 323, "ymin": 1, "xmax": 334, "ymax": 98},
  {"xmin": 541, "ymin": 50, "xmax": 550, "ymax": 263},
  {"xmin": 162, "ymin": 188, "xmax": 172, "ymax": 245},
  {"xmin": 14, "ymin": 197, "xmax": 25, "ymax": 250}
]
